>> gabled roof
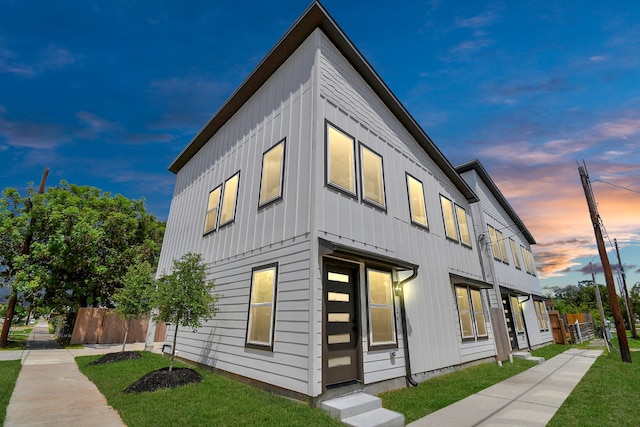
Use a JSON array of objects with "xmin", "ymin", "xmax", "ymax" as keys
[
  {"xmin": 456, "ymin": 159, "xmax": 536, "ymax": 244},
  {"xmin": 169, "ymin": 1, "xmax": 477, "ymax": 202}
]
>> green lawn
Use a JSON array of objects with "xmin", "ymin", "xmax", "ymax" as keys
[
  {"xmin": 0, "ymin": 326, "xmax": 33, "ymax": 350},
  {"xmin": 77, "ymin": 352, "xmax": 341, "ymax": 427},
  {"xmin": 548, "ymin": 351, "xmax": 640, "ymax": 426},
  {"xmin": 531, "ymin": 343, "xmax": 571, "ymax": 359},
  {"xmin": 0, "ymin": 360, "xmax": 22, "ymax": 424},
  {"xmin": 381, "ymin": 358, "xmax": 536, "ymax": 423}
]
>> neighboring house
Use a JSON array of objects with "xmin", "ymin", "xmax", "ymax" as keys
[
  {"xmin": 457, "ymin": 159, "xmax": 553, "ymax": 351},
  {"xmin": 156, "ymin": 2, "xmax": 543, "ymax": 403}
]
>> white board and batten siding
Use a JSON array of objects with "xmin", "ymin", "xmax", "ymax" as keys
[
  {"xmin": 314, "ymin": 31, "xmax": 496, "ymax": 378},
  {"xmin": 157, "ymin": 34, "xmax": 320, "ymax": 396}
]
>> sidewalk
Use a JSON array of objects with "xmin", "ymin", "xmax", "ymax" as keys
[
  {"xmin": 4, "ymin": 320, "xmax": 149, "ymax": 427},
  {"xmin": 409, "ymin": 348, "xmax": 603, "ymax": 427}
]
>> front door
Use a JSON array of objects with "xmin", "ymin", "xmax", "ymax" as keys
[
  {"xmin": 323, "ymin": 261, "xmax": 360, "ymax": 388},
  {"xmin": 502, "ymin": 295, "xmax": 518, "ymax": 350}
]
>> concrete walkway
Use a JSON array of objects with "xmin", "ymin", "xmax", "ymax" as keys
[
  {"xmin": 409, "ymin": 348, "xmax": 603, "ymax": 427},
  {"xmin": 4, "ymin": 320, "xmax": 150, "ymax": 427}
]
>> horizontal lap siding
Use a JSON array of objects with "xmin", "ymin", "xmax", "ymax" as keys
[
  {"xmin": 165, "ymin": 239, "xmax": 313, "ymax": 395},
  {"xmin": 157, "ymin": 35, "xmax": 319, "ymax": 396},
  {"xmin": 316, "ymin": 33, "xmax": 489, "ymax": 379}
]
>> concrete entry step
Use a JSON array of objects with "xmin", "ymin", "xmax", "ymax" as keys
[
  {"xmin": 513, "ymin": 351, "xmax": 545, "ymax": 365},
  {"xmin": 320, "ymin": 393, "xmax": 404, "ymax": 427}
]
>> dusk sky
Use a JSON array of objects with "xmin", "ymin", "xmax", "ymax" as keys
[{"xmin": 1, "ymin": 1, "xmax": 639, "ymax": 294}]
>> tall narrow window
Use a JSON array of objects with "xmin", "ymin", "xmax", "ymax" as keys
[
  {"xmin": 220, "ymin": 172, "xmax": 240, "ymax": 226},
  {"xmin": 360, "ymin": 144, "xmax": 386, "ymax": 208},
  {"xmin": 246, "ymin": 264, "xmax": 278, "ymax": 349},
  {"xmin": 367, "ymin": 268, "xmax": 396, "ymax": 348},
  {"xmin": 259, "ymin": 139, "xmax": 285, "ymax": 207},
  {"xmin": 496, "ymin": 230, "xmax": 509, "ymax": 264},
  {"xmin": 470, "ymin": 289, "xmax": 487, "ymax": 337},
  {"xmin": 511, "ymin": 296, "xmax": 524, "ymax": 333},
  {"xmin": 456, "ymin": 286, "xmax": 488, "ymax": 340},
  {"xmin": 326, "ymin": 122, "xmax": 356, "ymax": 195},
  {"xmin": 203, "ymin": 185, "xmax": 222, "ymax": 234},
  {"xmin": 456, "ymin": 205, "xmax": 472, "ymax": 247},
  {"xmin": 535, "ymin": 300, "xmax": 549, "ymax": 331},
  {"xmin": 488, "ymin": 226, "xmax": 501, "ymax": 260},
  {"xmin": 406, "ymin": 173, "xmax": 428, "ymax": 228},
  {"xmin": 455, "ymin": 286, "xmax": 474, "ymax": 339},
  {"xmin": 510, "ymin": 238, "xmax": 521, "ymax": 270},
  {"xmin": 441, "ymin": 195, "xmax": 459, "ymax": 241}
]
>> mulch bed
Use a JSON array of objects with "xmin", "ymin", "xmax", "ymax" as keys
[
  {"xmin": 125, "ymin": 367, "xmax": 202, "ymax": 393},
  {"xmin": 89, "ymin": 351, "xmax": 142, "ymax": 365}
]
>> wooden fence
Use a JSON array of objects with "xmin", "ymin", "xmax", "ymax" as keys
[
  {"xmin": 70, "ymin": 308, "xmax": 166, "ymax": 345},
  {"xmin": 548, "ymin": 311, "xmax": 595, "ymax": 344}
]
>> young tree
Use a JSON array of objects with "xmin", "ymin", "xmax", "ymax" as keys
[
  {"xmin": 154, "ymin": 253, "xmax": 218, "ymax": 371},
  {"xmin": 112, "ymin": 261, "xmax": 155, "ymax": 352}
]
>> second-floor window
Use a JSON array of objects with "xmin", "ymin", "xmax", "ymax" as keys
[
  {"xmin": 360, "ymin": 144, "xmax": 386, "ymax": 209},
  {"xmin": 406, "ymin": 173, "xmax": 428, "ymax": 228},
  {"xmin": 326, "ymin": 122, "xmax": 356, "ymax": 196},
  {"xmin": 259, "ymin": 139, "xmax": 285, "ymax": 207},
  {"xmin": 440, "ymin": 195, "xmax": 459, "ymax": 242}
]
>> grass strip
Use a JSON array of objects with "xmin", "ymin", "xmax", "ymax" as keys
[
  {"xmin": 381, "ymin": 358, "xmax": 536, "ymax": 423},
  {"xmin": 77, "ymin": 352, "xmax": 341, "ymax": 427},
  {"xmin": 531, "ymin": 343, "xmax": 571, "ymax": 359},
  {"xmin": 0, "ymin": 360, "xmax": 22, "ymax": 424},
  {"xmin": 548, "ymin": 351, "xmax": 640, "ymax": 426}
]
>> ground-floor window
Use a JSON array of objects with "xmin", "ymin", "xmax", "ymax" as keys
[
  {"xmin": 246, "ymin": 263, "xmax": 278, "ymax": 349},
  {"xmin": 534, "ymin": 300, "xmax": 549, "ymax": 331},
  {"xmin": 366, "ymin": 268, "xmax": 397, "ymax": 349},
  {"xmin": 455, "ymin": 285, "xmax": 488, "ymax": 340},
  {"xmin": 510, "ymin": 296, "xmax": 525, "ymax": 333}
]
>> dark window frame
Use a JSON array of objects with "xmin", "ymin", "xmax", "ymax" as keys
[
  {"xmin": 258, "ymin": 138, "xmax": 286, "ymax": 209},
  {"xmin": 325, "ymin": 120, "xmax": 358, "ymax": 199},
  {"xmin": 219, "ymin": 171, "xmax": 241, "ymax": 229},
  {"xmin": 455, "ymin": 203, "xmax": 472, "ymax": 248},
  {"xmin": 405, "ymin": 172, "xmax": 429, "ymax": 230},
  {"xmin": 245, "ymin": 262, "xmax": 279, "ymax": 351},
  {"xmin": 365, "ymin": 266, "xmax": 398, "ymax": 351},
  {"xmin": 358, "ymin": 142, "xmax": 387, "ymax": 211},
  {"xmin": 203, "ymin": 184, "xmax": 223, "ymax": 236},
  {"xmin": 440, "ymin": 194, "xmax": 460, "ymax": 243}
]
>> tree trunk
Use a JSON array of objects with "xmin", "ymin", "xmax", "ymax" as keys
[
  {"xmin": 0, "ymin": 293, "xmax": 17, "ymax": 348},
  {"xmin": 122, "ymin": 319, "xmax": 130, "ymax": 352},
  {"xmin": 170, "ymin": 323, "xmax": 178, "ymax": 372}
]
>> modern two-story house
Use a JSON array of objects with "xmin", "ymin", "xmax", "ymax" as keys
[
  {"xmin": 457, "ymin": 160, "xmax": 552, "ymax": 352},
  {"xmin": 155, "ymin": 2, "xmax": 547, "ymax": 403}
]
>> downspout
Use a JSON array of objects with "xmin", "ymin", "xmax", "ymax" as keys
[
  {"xmin": 395, "ymin": 267, "xmax": 419, "ymax": 387},
  {"xmin": 518, "ymin": 294, "xmax": 532, "ymax": 351}
]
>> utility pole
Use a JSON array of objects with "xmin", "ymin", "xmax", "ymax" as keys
[
  {"xmin": 0, "ymin": 168, "xmax": 49, "ymax": 348},
  {"xmin": 590, "ymin": 263, "xmax": 610, "ymax": 353},
  {"xmin": 614, "ymin": 238, "xmax": 636, "ymax": 338},
  {"xmin": 578, "ymin": 163, "xmax": 631, "ymax": 363}
]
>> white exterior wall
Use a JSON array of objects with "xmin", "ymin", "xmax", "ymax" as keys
[
  {"xmin": 461, "ymin": 169, "xmax": 552, "ymax": 348},
  {"xmin": 157, "ymin": 34, "xmax": 319, "ymax": 396},
  {"xmin": 315, "ymin": 32, "xmax": 496, "ymax": 379}
]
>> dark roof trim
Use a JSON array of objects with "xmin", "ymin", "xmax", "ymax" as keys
[
  {"xmin": 168, "ymin": 2, "xmax": 477, "ymax": 203},
  {"xmin": 456, "ymin": 159, "xmax": 536, "ymax": 245},
  {"xmin": 319, "ymin": 238, "xmax": 418, "ymax": 270},
  {"xmin": 449, "ymin": 273, "xmax": 493, "ymax": 289}
]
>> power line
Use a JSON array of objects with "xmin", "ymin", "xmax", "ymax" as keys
[{"xmin": 593, "ymin": 179, "xmax": 640, "ymax": 195}]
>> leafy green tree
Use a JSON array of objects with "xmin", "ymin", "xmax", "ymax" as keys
[
  {"xmin": 550, "ymin": 282, "xmax": 612, "ymax": 326},
  {"xmin": 113, "ymin": 261, "xmax": 155, "ymax": 352},
  {"xmin": 154, "ymin": 253, "xmax": 218, "ymax": 371},
  {"xmin": 26, "ymin": 181, "xmax": 165, "ymax": 312}
]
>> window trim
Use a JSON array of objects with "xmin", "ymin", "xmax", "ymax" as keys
[
  {"xmin": 511, "ymin": 296, "xmax": 525, "ymax": 333},
  {"xmin": 203, "ymin": 184, "xmax": 222, "ymax": 235},
  {"xmin": 245, "ymin": 263, "xmax": 279, "ymax": 350},
  {"xmin": 405, "ymin": 172, "xmax": 429, "ymax": 230},
  {"xmin": 510, "ymin": 238, "xmax": 521, "ymax": 270},
  {"xmin": 496, "ymin": 230, "xmax": 509, "ymax": 264},
  {"xmin": 258, "ymin": 138, "xmax": 286, "ymax": 208},
  {"xmin": 358, "ymin": 142, "xmax": 387, "ymax": 211},
  {"xmin": 455, "ymin": 285, "xmax": 488, "ymax": 341},
  {"xmin": 534, "ymin": 300, "xmax": 549, "ymax": 331},
  {"xmin": 365, "ymin": 267, "xmax": 398, "ymax": 350},
  {"xmin": 325, "ymin": 120, "xmax": 357, "ymax": 198},
  {"xmin": 219, "ymin": 171, "xmax": 240, "ymax": 228},
  {"xmin": 440, "ymin": 195, "xmax": 459, "ymax": 242},
  {"xmin": 456, "ymin": 204, "xmax": 472, "ymax": 248}
]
